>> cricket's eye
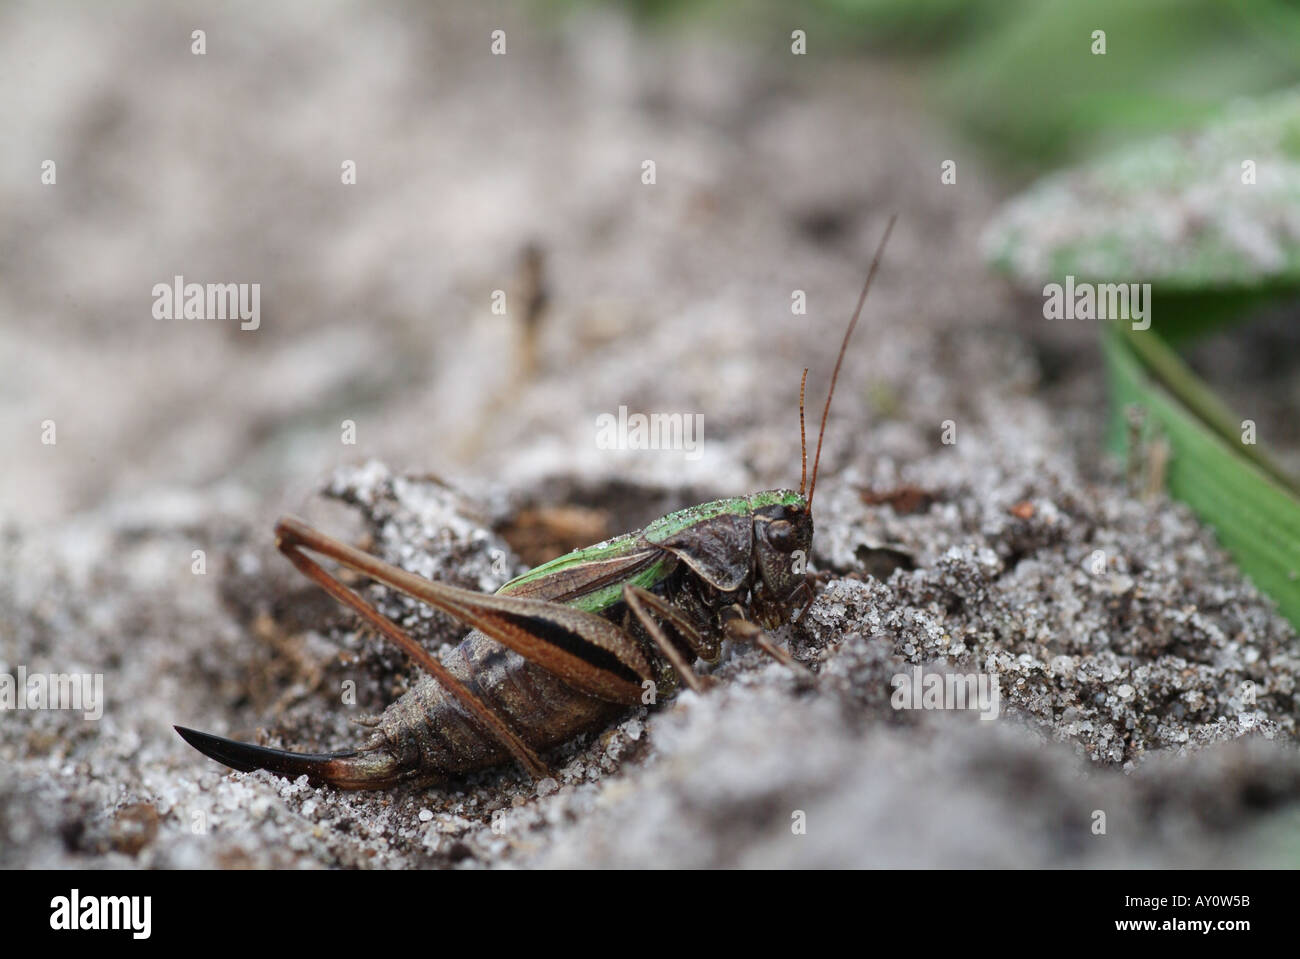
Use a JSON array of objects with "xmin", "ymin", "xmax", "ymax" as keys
[{"xmin": 766, "ymin": 519, "xmax": 796, "ymax": 551}]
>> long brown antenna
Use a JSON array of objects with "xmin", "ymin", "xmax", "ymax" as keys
[
  {"xmin": 807, "ymin": 214, "xmax": 896, "ymax": 508},
  {"xmin": 798, "ymin": 367, "xmax": 809, "ymax": 495}
]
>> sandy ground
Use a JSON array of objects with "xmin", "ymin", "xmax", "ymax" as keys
[{"xmin": 2, "ymin": 0, "xmax": 1299, "ymax": 868}]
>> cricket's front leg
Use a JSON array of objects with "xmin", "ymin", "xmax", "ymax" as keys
[
  {"xmin": 721, "ymin": 604, "xmax": 814, "ymax": 680},
  {"xmin": 622, "ymin": 584, "xmax": 720, "ymax": 694}
]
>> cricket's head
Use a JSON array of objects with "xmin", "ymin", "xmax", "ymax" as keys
[{"xmin": 750, "ymin": 490, "xmax": 813, "ymax": 607}]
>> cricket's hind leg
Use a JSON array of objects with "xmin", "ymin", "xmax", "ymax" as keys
[{"xmin": 175, "ymin": 515, "xmax": 548, "ymax": 786}]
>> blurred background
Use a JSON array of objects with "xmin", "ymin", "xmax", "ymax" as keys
[
  {"xmin": 3, "ymin": 0, "xmax": 1300, "ymax": 869},
  {"xmin": 5, "ymin": 0, "xmax": 1300, "ymax": 523}
]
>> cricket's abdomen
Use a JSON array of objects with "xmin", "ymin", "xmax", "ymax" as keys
[
  {"xmin": 371, "ymin": 545, "xmax": 697, "ymax": 782},
  {"xmin": 175, "ymin": 538, "xmax": 687, "ymax": 790},
  {"xmin": 374, "ymin": 628, "xmax": 623, "ymax": 782}
]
